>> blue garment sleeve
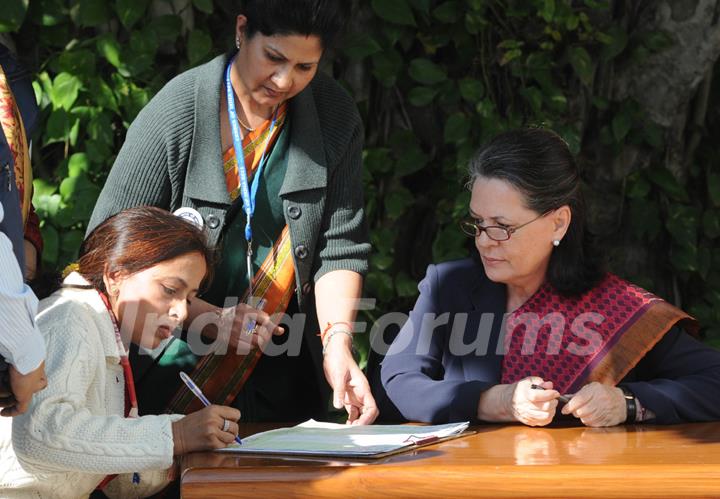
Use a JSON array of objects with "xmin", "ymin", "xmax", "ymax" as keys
[
  {"xmin": 380, "ymin": 264, "xmax": 491, "ymax": 423},
  {"xmin": 621, "ymin": 326, "xmax": 720, "ymax": 424}
]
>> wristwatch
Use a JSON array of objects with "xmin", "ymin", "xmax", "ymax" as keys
[{"xmin": 619, "ymin": 386, "xmax": 637, "ymax": 422}]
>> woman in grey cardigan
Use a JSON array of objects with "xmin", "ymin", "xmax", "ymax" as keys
[{"xmin": 87, "ymin": 0, "xmax": 377, "ymax": 424}]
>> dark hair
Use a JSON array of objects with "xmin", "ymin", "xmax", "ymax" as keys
[
  {"xmin": 467, "ymin": 128, "xmax": 604, "ymax": 296},
  {"xmin": 78, "ymin": 206, "xmax": 215, "ymax": 293},
  {"xmin": 239, "ymin": 0, "xmax": 349, "ymax": 49}
]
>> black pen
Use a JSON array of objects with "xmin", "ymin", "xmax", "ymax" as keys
[{"xmin": 530, "ymin": 384, "xmax": 571, "ymax": 404}]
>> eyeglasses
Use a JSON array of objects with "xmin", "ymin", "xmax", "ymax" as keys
[{"xmin": 459, "ymin": 211, "xmax": 552, "ymax": 241}]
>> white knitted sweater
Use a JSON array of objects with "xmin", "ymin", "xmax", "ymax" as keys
[{"xmin": 0, "ymin": 273, "xmax": 183, "ymax": 498}]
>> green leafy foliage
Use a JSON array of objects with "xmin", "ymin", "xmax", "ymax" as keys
[{"xmin": 12, "ymin": 0, "xmax": 237, "ymax": 272}]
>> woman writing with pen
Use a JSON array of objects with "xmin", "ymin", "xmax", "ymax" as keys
[{"xmin": 0, "ymin": 207, "xmax": 240, "ymax": 498}]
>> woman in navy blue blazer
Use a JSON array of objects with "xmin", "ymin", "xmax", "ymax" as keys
[{"xmin": 381, "ymin": 128, "xmax": 720, "ymax": 427}]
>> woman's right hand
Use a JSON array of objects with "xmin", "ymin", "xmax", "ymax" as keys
[
  {"xmin": 508, "ymin": 377, "xmax": 560, "ymax": 427},
  {"xmin": 218, "ymin": 303, "xmax": 285, "ymax": 353},
  {"xmin": 171, "ymin": 405, "xmax": 241, "ymax": 455},
  {"xmin": 477, "ymin": 376, "xmax": 560, "ymax": 426},
  {"xmin": 186, "ymin": 298, "xmax": 284, "ymax": 353}
]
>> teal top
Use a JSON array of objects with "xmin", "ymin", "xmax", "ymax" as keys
[{"xmin": 204, "ymin": 126, "xmax": 290, "ymax": 307}]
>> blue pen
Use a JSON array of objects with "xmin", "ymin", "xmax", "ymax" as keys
[{"xmin": 179, "ymin": 372, "xmax": 242, "ymax": 445}]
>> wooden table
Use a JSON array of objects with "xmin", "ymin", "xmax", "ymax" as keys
[{"xmin": 180, "ymin": 422, "xmax": 720, "ymax": 498}]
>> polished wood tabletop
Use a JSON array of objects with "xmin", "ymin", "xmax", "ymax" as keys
[{"xmin": 180, "ymin": 422, "xmax": 720, "ymax": 498}]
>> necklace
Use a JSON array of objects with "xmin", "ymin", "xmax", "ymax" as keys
[{"xmin": 235, "ymin": 112, "xmax": 255, "ymax": 132}]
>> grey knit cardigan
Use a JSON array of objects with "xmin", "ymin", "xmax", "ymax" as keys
[{"xmin": 87, "ymin": 53, "xmax": 370, "ymax": 309}]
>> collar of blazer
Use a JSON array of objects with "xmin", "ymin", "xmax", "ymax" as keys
[{"xmin": 184, "ymin": 53, "xmax": 328, "ymax": 206}]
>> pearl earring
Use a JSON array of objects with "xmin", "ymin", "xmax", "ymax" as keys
[
  {"xmin": 235, "ymin": 36, "xmax": 241, "ymax": 49},
  {"xmin": 553, "ymin": 239, "xmax": 560, "ymax": 247}
]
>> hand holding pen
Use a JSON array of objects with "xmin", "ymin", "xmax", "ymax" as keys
[
  {"xmin": 169, "ymin": 372, "xmax": 242, "ymax": 454},
  {"xmin": 530, "ymin": 384, "xmax": 571, "ymax": 404}
]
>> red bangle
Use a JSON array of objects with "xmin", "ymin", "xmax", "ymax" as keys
[{"xmin": 317, "ymin": 321, "xmax": 354, "ymax": 344}]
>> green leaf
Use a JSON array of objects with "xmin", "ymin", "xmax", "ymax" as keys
[
  {"xmin": 565, "ymin": 14, "xmax": 579, "ymax": 31},
  {"xmin": 666, "ymin": 205, "xmax": 699, "ymax": 244},
  {"xmin": 97, "ymin": 34, "xmax": 122, "ymax": 69},
  {"xmin": 642, "ymin": 123, "xmax": 664, "ymax": 148},
  {"xmin": 408, "ymin": 86, "xmax": 438, "ymax": 106},
  {"xmin": 465, "ymin": 11, "xmax": 486, "ymax": 34},
  {"xmin": 567, "ymin": 46, "xmax": 593, "ymax": 85},
  {"xmin": 44, "ymin": 109, "xmax": 79, "ymax": 145},
  {"xmin": 192, "ymin": 0, "xmax": 213, "ymax": 14},
  {"xmin": 628, "ymin": 198, "xmax": 661, "ymax": 241},
  {"xmin": 458, "ymin": 78, "xmax": 484, "ymax": 103},
  {"xmin": 78, "ymin": 0, "xmax": 109, "ymax": 27},
  {"xmin": 187, "ymin": 30, "xmax": 212, "ymax": 65},
  {"xmin": 385, "ymin": 186, "xmax": 414, "ymax": 219},
  {"xmin": 0, "ymin": 0, "xmax": 28, "ymax": 32},
  {"xmin": 599, "ymin": 24, "xmax": 628, "ymax": 61},
  {"xmin": 708, "ymin": 173, "xmax": 720, "ymax": 207},
  {"xmin": 670, "ymin": 244, "xmax": 698, "ymax": 273},
  {"xmin": 366, "ymin": 270, "xmax": 394, "ymax": 303},
  {"xmin": 371, "ymin": 50, "xmax": 403, "ymax": 87},
  {"xmin": 432, "ymin": 1, "xmax": 460, "ymax": 23},
  {"xmin": 647, "ymin": 168, "xmax": 689, "ymax": 202},
  {"xmin": 51, "ymin": 73, "xmax": 82, "ymax": 111},
  {"xmin": 499, "ymin": 48, "xmax": 522, "ymax": 66},
  {"xmin": 116, "ymin": 0, "xmax": 148, "ymax": 29},
  {"xmin": 58, "ymin": 49, "xmax": 97, "ymax": 79},
  {"xmin": 408, "ymin": 58, "xmax": 447, "ymax": 85},
  {"xmin": 371, "ymin": 253, "xmax": 394, "ymax": 271},
  {"xmin": 611, "ymin": 111, "xmax": 632, "ymax": 142},
  {"xmin": 538, "ymin": 0, "xmax": 555, "ymax": 23},
  {"xmin": 395, "ymin": 273, "xmax": 418, "ymax": 298},
  {"xmin": 520, "ymin": 86, "xmax": 543, "ymax": 114},
  {"xmin": 371, "ymin": 0, "xmax": 416, "ymax": 26},
  {"xmin": 408, "ymin": 0, "xmax": 431, "ymax": 13},
  {"xmin": 432, "ymin": 224, "xmax": 468, "ymax": 262},
  {"xmin": 343, "ymin": 34, "xmax": 382, "ymax": 61},
  {"xmin": 363, "ymin": 148, "xmax": 392, "ymax": 174},
  {"xmin": 444, "ymin": 112, "xmax": 470, "ymax": 144},
  {"xmin": 626, "ymin": 175, "xmax": 651, "ymax": 199},
  {"xmin": 32, "ymin": 178, "xmax": 57, "ymax": 200},
  {"xmin": 643, "ymin": 30, "xmax": 674, "ymax": 53},
  {"xmin": 40, "ymin": 224, "xmax": 59, "ymax": 266},
  {"xmin": 558, "ymin": 126, "xmax": 582, "ymax": 156},
  {"xmin": 68, "ymin": 153, "xmax": 90, "ymax": 177},
  {"xmin": 149, "ymin": 15, "xmax": 182, "ymax": 43},
  {"xmin": 583, "ymin": 0, "xmax": 610, "ymax": 8},
  {"xmin": 31, "ymin": 0, "xmax": 66, "ymax": 27},
  {"xmin": 591, "ymin": 96, "xmax": 609, "ymax": 110},
  {"xmin": 58, "ymin": 230, "xmax": 84, "ymax": 268},
  {"xmin": 703, "ymin": 210, "xmax": 720, "ymax": 239},
  {"xmin": 395, "ymin": 144, "xmax": 429, "ymax": 177}
]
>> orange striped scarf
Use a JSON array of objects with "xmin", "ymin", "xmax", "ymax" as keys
[{"xmin": 167, "ymin": 103, "xmax": 298, "ymax": 413}]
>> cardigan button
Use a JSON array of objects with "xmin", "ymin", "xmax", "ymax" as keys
[
  {"xmin": 302, "ymin": 282, "xmax": 312, "ymax": 295},
  {"xmin": 206, "ymin": 214, "xmax": 221, "ymax": 229},
  {"xmin": 287, "ymin": 205, "xmax": 302, "ymax": 219},
  {"xmin": 294, "ymin": 244, "xmax": 309, "ymax": 260}
]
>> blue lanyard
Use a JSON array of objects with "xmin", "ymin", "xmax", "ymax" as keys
[{"xmin": 225, "ymin": 56, "xmax": 279, "ymax": 293}]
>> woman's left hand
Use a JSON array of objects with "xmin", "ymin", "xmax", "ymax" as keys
[
  {"xmin": 561, "ymin": 382, "xmax": 627, "ymax": 427},
  {"xmin": 322, "ymin": 336, "xmax": 378, "ymax": 425}
]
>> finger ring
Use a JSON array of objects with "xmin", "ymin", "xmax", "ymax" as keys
[{"xmin": 222, "ymin": 419, "xmax": 231, "ymax": 432}]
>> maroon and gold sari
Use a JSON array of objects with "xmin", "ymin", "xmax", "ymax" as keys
[{"xmin": 501, "ymin": 273, "xmax": 697, "ymax": 393}]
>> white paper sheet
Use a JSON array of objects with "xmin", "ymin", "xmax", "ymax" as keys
[{"xmin": 217, "ymin": 419, "xmax": 470, "ymax": 457}]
